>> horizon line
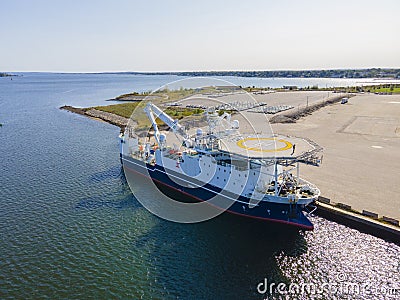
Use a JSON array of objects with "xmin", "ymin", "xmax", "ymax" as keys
[{"xmin": 4, "ymin": 67, "xmax": 400, "ymax": 74}]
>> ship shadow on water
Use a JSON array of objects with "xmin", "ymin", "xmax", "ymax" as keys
[
  {"xmin": 130, "ymin": 204, "xmax": 308, "ymax": 299},
  {"xmin": 75, "ymin": 166, "xmax": 141, "ymax": 210},
  {"xmin": 87, "ymin": 165, "xmax": 126, "ymax": 184},
  {"xmin": 75, "ymin": 193, "xmax": 137, "ymax": 210}
]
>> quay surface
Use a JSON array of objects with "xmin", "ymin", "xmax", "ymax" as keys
[{"xmin": 273, "ymin": 93, "xmax": 400, "ymax": 221}]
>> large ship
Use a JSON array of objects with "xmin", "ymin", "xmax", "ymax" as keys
[{"xmin": 120, "ymin": 102, "xmax": 322, "ymax": 230}]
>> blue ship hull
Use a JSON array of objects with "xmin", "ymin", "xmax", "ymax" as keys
[{"xmin": 122, "ymin": 155, "xmax": 314, "ymax": 230}]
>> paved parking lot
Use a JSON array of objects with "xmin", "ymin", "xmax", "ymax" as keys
[{"xmin": 272, "ymin": 94, "xmax": 400, "ymax": 219}]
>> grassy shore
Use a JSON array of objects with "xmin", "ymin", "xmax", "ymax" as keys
[
  {"xmin": 367, "ymin": 84, "xmax": 400, "ymax": 94},
  {"xmin": 331, "ymin": 84, "xmax": 400, "ymax": 94},
  {"xmin": 93, "ymin": 102, "xmax": 203, "ymax": 120},
  {"xmin": 116, "ymin": 87, "xmax": 203, "ymax": 101},
  {"xmin": 93, "ymin": 102, "xmax": 139, "ymax": 118}
]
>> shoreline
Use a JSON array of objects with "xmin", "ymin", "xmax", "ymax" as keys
[
  {"xmin": 60, "ymin": 105, "xmax": 128, "ymax": 131},
  {"xmin": 75, "ymin": 68, "xmax": 400, "ymax": 79}
]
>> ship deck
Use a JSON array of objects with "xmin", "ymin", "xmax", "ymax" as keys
[
  {"xmin": 219, "ymin": 133, "xmax": 318, "ymax": 159},
  {"xmin": 163, "ymin": 129, "xmax": 320, "ymax": 161}
]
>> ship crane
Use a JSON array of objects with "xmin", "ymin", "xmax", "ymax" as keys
[
  {"xmin": 205, "ymin": 109, "xmax": 239, "ymax": 135},
  {"xmin": 144, "ymin": 102, "xmax": 187, "ymax": 145}
]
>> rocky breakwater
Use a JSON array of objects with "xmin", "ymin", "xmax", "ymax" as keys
[
  {"xmin": 60, "ymin": 106, "xmax": 129, "ymax": 130},
  {"xmin": 270, "ymin": 94, "xmax": 354, "ymax": 123}
]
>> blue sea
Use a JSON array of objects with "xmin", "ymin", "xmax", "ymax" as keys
[{"xmin": 0, "ymin": 73, "xmax": 399, "ymax": 299}]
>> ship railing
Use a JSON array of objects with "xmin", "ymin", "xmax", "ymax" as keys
[
  {"xmin": 255, "ymin": 168, "xmax": 320, "ymax": 198},
  {"xmin": 297, "ymin": 177, "xmax": 320, "ymax": 197},
  {"xmin": 304, "ymin": 203, "xmax": 317, "ymax": 215}
]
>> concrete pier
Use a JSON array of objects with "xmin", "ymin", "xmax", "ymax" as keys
[{"xmin": 314, "ymin": 200, "xmax": 400, "ymax": 245}]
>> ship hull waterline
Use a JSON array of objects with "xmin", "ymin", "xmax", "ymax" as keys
[{"xmin": 122, "ymin": 155, "xmax": 314, "ymax": 231}]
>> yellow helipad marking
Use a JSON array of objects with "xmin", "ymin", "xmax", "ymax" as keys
[{"xmin": 237, "ymin": 137, "xmax": 293, "ymax": 152}]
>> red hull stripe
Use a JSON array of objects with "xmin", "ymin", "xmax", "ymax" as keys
[{"xmin": 123, "ymin": 162, "xmax": 314, "ymax": 231}]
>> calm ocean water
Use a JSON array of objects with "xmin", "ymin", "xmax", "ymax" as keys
[{"xmin": 0, "ymin": 73, "xmax": 399, "ymax": 299}]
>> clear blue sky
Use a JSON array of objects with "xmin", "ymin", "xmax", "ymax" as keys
[{"xmin": 1, "ymin": 0, "xmax": 399, "ymax": 72}]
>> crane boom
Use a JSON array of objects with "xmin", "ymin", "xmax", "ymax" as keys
[
  {"xmin": 144, "ymin": 103, "xmax": 161, "ymax": 144},
  {"xmin": 144, "ymin": 103, "xmax": 187, "ymax": 143}
]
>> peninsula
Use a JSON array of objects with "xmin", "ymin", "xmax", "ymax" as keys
[{"xmin": 0, "ymin": 72, "xmax": 16, "ymax": 77}]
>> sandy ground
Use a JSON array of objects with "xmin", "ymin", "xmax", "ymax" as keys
[{"xmin": 272, "ymin": 94, "xmax": 400, "ymax": 220}]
